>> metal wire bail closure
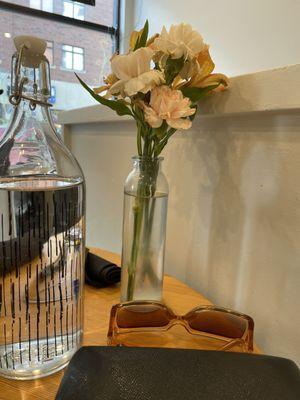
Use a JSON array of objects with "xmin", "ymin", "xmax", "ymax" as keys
[{"xmin": 9, "ymin": 39, "xmax": 53, "ymax": 108}]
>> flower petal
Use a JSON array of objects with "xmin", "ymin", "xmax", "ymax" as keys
[
  {"xmin": 196, "ymin": 47, "xmax": 215, "ymax": 76},
  {"xmin": 94, "ymin": 85, "xmax": 108, "ymax": 94},
  {"xmin": 124, "ymin": 70, "xmax": 164, "ymax": 97},
  {"xmin": 144, "ymin": 106, "xmax": 163, "ymax": 128},
  {"xmin": 108, "ymin": 80, "xmax": 125, "ymax": 96},
  {"xmin": 171, "ymin": 105, "xmax": 196, "ymax": 119},
  {"xmin": 129, "ymin": 29, "xmax": 143, "ymax": 50},
  {"xmin": 153, "ymin": 23, "xmax": 206, "ymax": 60},
  {"xmin": 194, "ymin": 73, "xmax": 229, "ymax": 88},
  {"xmin": 166, "ymin": 118, "xmax": 192, "ymax": 130},
  {"xmin": 145, "ymin": 85, "xmax": 194, "ymax": 130},
  {"xmin": 111, "ymin": 47, "xmax": 154, "ymax": 81}
]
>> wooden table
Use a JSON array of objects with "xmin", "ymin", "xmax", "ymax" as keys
[{"xmin": 0, "ymin": 248, "xmax": 259, "ymax": 400}]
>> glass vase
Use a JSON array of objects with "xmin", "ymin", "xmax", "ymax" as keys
[
  {"xmin": 0, "ymin": 36, "xmax": 85, "ymax": 379},
  {"xmin": 120, "ymin": 156, "xmax": 168, "ymax": 302}
]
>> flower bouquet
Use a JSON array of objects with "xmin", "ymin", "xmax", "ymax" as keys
[{"xmin": 77, "ymin": 21, "xmax": 228, "ymax": 301}]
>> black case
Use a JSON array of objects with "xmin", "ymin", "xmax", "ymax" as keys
[{"xmin": 56, "ymin": 346, "xmax": 300, "ymax": 400}]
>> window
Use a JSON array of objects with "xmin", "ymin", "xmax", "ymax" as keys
[
  {"xmin": 30, "ymin": 0, "xmax": 53, "ymax": 12},
  {"xmin": 0, "ymin": 0, "xmax": 118, "ymax": 123},
  {"xmin": 63, "ymin": 1, "xmax": 85, "ymax": 20},
  {"xmin": 62, "ymin": 45, "xmax": 84, "ymax": 71},
  {"xmin": 45, "ymin": 41, "xmax": 54, "ymax": 66}
]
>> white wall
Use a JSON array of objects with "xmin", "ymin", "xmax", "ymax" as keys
[
  {"xmin": 130, "ymin": 0, "xmax": 300, "ymax": 76},
  {"xmin": 59, "ymin": 0, "xmax": 300, "ymax": 364},
  {"xmin": 65, "ymin": 109, "xmax": 300, "ymax": 364}
]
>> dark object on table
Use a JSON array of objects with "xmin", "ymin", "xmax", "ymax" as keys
[
  {"xmin": 85, "ymin": 250, "xmax": 121, "ymax": 287},
  {"xmin": 56, "ymin": 346, "xmax": 300, "ymax": 400}
]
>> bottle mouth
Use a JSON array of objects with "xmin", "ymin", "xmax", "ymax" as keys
[
  {"xmin": 10, "ymin": 35, "xmax": 52, "ymax": 108},
  {"xmin": 132, "ymin": 155, "xmax": 164, "ymax": 162}
]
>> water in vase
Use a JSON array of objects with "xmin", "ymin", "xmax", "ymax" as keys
[{"xmin": 121, "ymin": 191, "xmax": 168, "ymax": 302}]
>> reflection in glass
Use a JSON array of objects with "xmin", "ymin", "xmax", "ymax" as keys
[
  {"xmin": 62, "ymin": 45, "xmax": 84, "ymax": 71},
  {"xmin": 63, "ymin": 1, "xmax": 85, "ymax": 20},
  {"xmin": 30, "ymin": 0, "xmax": 53, "ymax": 12}
]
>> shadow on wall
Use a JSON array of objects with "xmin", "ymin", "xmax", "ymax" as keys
[{"xmin": 164, "ymin": 111, "xmax": 300, "ymax": 363}]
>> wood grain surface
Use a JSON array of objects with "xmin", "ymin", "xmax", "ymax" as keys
[{"xmin": 0, "ymin": 247, "xmax": 260, "ymax": 400}]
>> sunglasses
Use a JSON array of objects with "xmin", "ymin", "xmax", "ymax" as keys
[{"xmin": 108, "ymin": 301, "xmax": 254, "ymax": 352}]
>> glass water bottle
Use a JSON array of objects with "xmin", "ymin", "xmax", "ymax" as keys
[{"xmin": 0, "ymin": 36, "xmax": 85, "ymax": 379}]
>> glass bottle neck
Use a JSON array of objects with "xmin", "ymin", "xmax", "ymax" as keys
[
  {"xmin": 0, "ymin": 40, "xmax": 84, "ymax": 186},
  {"xmin": 0, "ymin": 99, "xmax": 60, "ymax": 179},
  {"xmin": 5, "ymin": 99, "xmax": 56, "ymax": 140},
  {"xmin": 132, "ymin": 156, "xmax": 163, "ymax": 173},
  {"xmin": 10, "ymin": 51, "xmax": 51, "ymax": 108}
]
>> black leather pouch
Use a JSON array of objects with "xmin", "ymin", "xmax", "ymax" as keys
[{"xmin": 56, "ymin": 346, "xmax": 300, "ymax": 400}]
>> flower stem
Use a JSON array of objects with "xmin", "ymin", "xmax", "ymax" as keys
[
  {"xmin": 126, "ymin": 193, "xmax": 144, "ymax": 300},
  {"xmin": 125, "ymin": 157, "xmax": 160, "ymax": 301}
]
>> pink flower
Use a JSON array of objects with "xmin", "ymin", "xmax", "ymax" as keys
[{"xmin": 143, "ymin": 85, "xmax": 196, "ymax": 130}]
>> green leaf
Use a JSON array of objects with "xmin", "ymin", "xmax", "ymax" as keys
[
  {"xmin": 134, "ymin": 20, "xmax": 149, "ymax": 50},
  {"xmin": 181, "ymin": 84, "xmax": 220, "ymax": 103},
  {"xmin": 155, "ymin": 127, "xmax": 177, "ymax": 155},
  {"xmin": 137, "ymin": 124, "xmax": 143, "ymax": 156},
  {"xmin": 164, "ymin": 56, "xmax": 185, "ymax": 85},
  {"xmin": 133, "ymin": 104, "xmax": 144, "ymax": 120},
  {"xmin": 154, "ymin": 62, "xmax": 161, "ymax": 71},
  {"xmin": 75, "ymin": 73, "xmax": 133, "ymax": 117},
  {"xmin": 152, "ymin": 121, "xmax": 168, "ymax": 139}
]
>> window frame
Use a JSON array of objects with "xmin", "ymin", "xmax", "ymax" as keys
[
  {"xmin": 45, "ymin": 40, "xmax": 54, "ymax": 67},
  {"xmin": 63, "ymin": 0, "xmax": 85, "ymax": 21},
  {"xmin": 0, "ymin": 0, "xmax": 120, "ymax": 51},
  {"xmin": 61, "ymin": 44, "xmax": 85, "ymax": 72},
  {"xmin": 75, "ymin": 0, "xmax": 95, "ymax": 5},
  {"xmin": 30, "ymin": 0, "xmax": 53, "ymax": 13}
]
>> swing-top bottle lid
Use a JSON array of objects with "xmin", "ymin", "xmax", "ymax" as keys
[
  {"xmin": 14, "ymin": 36, "xmax": 47, "ymax": 68},
  {"xmin": 10, "ymin": 35, "xmax": 52, "ymax": 105}
]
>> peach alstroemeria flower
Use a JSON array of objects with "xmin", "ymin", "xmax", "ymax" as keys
[
  {"xmin": 143, "ymin": 85, "xmax": 196, "ymax": 130},
  {"xmin": 186, "ymin": 48, "xmax": 229, "ymax": 90},
  {"xmin": 130, "ymin": 29, "xmax": 159, "ymax": 51},
  {"xmin": 109, "ymin": 47, "xmax": 164, "ymax": 97},
  {"xmin": 129, "ymin": 28, "xmax": 143, "ymax": 51},
  {"xmin": 93, "ymin": 72, "xmax": 118, "ymax": 95},
  {"xmin": 153, "ymin": 23, "xmax": 206, "ymax": 60},
  {"xmin": 146, "ymin": 33, "xmax": 160, "ymax": 47}
]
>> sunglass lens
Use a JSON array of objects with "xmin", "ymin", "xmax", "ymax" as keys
[
  {"xmin": 187, "ymin": 310, "xmax": 247, "ymax": 338},
  {"xmin": 116, "ymin": 303, "xmax": 171, "ymax": 328}
]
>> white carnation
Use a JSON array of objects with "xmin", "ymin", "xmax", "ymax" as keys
[
  {"xmin": 109, "ymin": 47, "xmax": 164, "ymax": 97},
  {"xmin": 153, "ymin": 23, "xmax": 206, "ymax": 60}
]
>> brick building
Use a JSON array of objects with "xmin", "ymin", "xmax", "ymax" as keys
[{"xmin": 0, "ymin": 0, "xmax": 116, "ymax": 122}]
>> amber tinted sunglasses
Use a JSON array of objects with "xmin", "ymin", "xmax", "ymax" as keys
[{"xmin": 108, "ymin": 301, "xmax": 254, "ymax": 352}]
